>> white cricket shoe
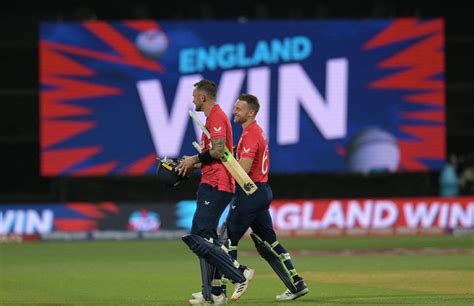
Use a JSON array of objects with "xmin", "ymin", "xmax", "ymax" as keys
[
  {"xmin": 188, "ymin": 293, "xmax": 227, "ymax": 305},
  {"xmin": 211, "ymin": 293, "xmax": 227, "ymax": 305},
  {"xmin": 188, "ymin": 296, "xmax": 211, "ymax": 305},
  {"xmin": 230, "ymin": 268, "xmax": 255, "ymax": 301},
  {"xmin": 276, "ymin": 286, "xmax": 309, "ymax": 301}
]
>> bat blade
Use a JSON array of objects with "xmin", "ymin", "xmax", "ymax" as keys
[{"xmin": 222, "ymin": 152, "xmax": 257, "ymax": 195}]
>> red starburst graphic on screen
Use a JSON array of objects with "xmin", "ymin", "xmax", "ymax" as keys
[
  {"xmin": 41, "ymin": 20, "xmax": 163, "ymax": 176},
  {"xmin": 364, "ymin": 19, "xmax": 445, "ymax": 170}
]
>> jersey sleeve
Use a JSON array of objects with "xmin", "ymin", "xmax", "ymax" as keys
[{"xmin": 207, "ymin": 115, "xmax": 227, "ymax": 139}]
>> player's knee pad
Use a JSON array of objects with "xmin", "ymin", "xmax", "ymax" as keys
[{"xmin": 250, "ymin": 232, "xmax": 299, "ymax": 293}]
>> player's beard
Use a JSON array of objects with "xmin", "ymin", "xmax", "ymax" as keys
[{"xmin": 234, "ymin": 114, "xmax": 247, "ymax": 124}]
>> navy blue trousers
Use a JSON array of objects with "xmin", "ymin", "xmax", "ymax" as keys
[
  {"xmin": 191, "ymin": 183, "xmax": 233, "ymax": 241},
  {"xmin": 226, "ymin": 183, "xmax": 276, "ymax": 246},
  {"xmin": 226, "ymin": 183, "xmax": 304, "ymax": 289}
]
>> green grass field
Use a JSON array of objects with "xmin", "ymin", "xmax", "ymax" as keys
[{"xmin": 1, "ymin": 236, "xmax": 473, "ymax": 305}]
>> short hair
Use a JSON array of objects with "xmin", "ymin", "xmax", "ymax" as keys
[
  {"xmin": 237, "ymin": 93, "xmax": 260, "ymax": 113},
  {"xmin": 194, "ymin": 80, "xmax": 217, "ymax": 100}
]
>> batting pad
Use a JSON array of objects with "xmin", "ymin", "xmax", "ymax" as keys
[
  {"xmin": 182, "ymin": 234, "xmax": 245, "ymax": 283},
  {"xmin": 199, "ymin": 258, "xmax": 213, "ymax": 300},
  {"xmin": 250, "ymin": 232, "xmax": 298, "ymax": 293}
]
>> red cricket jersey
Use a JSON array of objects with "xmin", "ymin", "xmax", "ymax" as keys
[
  {"xmin": 236, "ymin": 121, "xmax": 269, "ymax": 183},
  {"xmin": 200, "ymin": 104, "xmax": 235, "ymax": 193}
]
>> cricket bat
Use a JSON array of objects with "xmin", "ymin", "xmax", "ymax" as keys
[{"xmin": 189, "ymin": 110, "xmax": 257, "ymax": 195}]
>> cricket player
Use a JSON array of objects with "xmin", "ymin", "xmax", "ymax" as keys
[
  {"xmin": 177, "ymin": 80, "xmax": 254, "ymax": 305},
  {"xmin": 227, "ymin": 93, "xmax": 309, "ymax": 301}
]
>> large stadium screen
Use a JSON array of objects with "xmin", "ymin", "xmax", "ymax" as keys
[{"xmin": 40, "ymin": 19, "xmax": 444, "ymax": 176}]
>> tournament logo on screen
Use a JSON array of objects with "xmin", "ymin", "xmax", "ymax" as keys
[{"xmin": 128, "ymin": 209, "xmax": 161, "ymax": 232}]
